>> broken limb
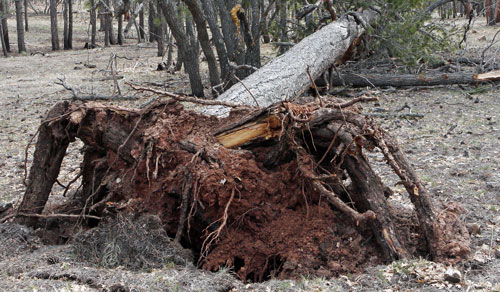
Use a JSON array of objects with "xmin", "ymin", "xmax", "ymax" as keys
[{"xmin": 330, "ymin": 70, "xmax": 500, "ymax": 88}]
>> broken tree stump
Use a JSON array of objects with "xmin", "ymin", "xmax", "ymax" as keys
[{"xmin": 14, "ymin": 94, "xmax": 470, "ymax": 281}]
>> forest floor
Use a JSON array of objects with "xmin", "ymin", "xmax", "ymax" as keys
[{"xmin": 0, "ymin": 13, "xmax": 499, "ymax": 291}]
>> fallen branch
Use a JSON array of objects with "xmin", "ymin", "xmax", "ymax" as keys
[
  {"xmin": 56, "ymin": 76, "xmax": 138, "ymax": 101},
  {"xmin": 1, "ymin": 212, "xmax": 101, "ymax": 223},
  {"xmin": 127, "ymin": 83, "xmax": 245, "ymax": 108},
  {"xmin": 331, "ymin": 70, "xmax": 500, "ymax": 88}
]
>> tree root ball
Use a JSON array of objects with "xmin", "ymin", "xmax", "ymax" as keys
[{"xmin": 15, "ymin": 100, "xmax": 470, "ymax": 282}]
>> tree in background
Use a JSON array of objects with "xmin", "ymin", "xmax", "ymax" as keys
[
  {"xmin": 49, "ymin": 0, "xmax": 59, "ymax": 50},
  {"xmin": 0, "ymin": 0, "xmax": 9, "ymax": 54},
  {"xmin": 15, "ymin": 0, "xmax": 25, "ymax": 52}
]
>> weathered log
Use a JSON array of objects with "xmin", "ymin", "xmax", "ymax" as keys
[
  {"xmin": 331, "ymin": 70, "xmax": 500, "ymax": 88},
  {"xmin": 201, "ymin": 8, "xmax": 380, "ymax": 117}
]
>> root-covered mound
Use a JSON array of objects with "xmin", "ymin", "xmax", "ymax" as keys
[{"xmin": 13, "ymin": 98, "xmax": 471, "ymax": 282}]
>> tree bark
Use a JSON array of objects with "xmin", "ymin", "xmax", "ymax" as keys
[
  {"xmin": 214, "ymin": 0, "xmax": 243, "ymax": 65},
  {"xmin": 24, "ymin": 0, "xmax": 28, "ymax": 31},
  {"xmin": 201, "ymin": 9, "xmax": 379, "ymax": 117},
  {"xmin": 183, "ymin": 0, "xmax": 221, "ymax": 89},
  {"xmin": 90, "ymin": 0, "xmax": 96, "ymax": 47},
  {"xmin": 63, "ymin": 0, "xmax": 68, "ymax": 49},
  {"xmin": 16, "ymin": 102, "xmax": 73, "ymax": 226},
  {"xmin": 330, "ymin": 70, "xmax": 500, "ymax": 88},
  {"xmin": 159, "ymin": 0, "xmax": 204, "ymax": 97},
  {"xmin": 15, "ymin": 0, "xmax": 26, "ymax": 53},
  {"xmin": 117, "ymin": 14, "xmax": 123, "ymax": 45},
  {"xmin": 200, "ymin": 0, "xmax": 230, "ymax": 81},
  {"xmin": 0, "ymin": 0, "xmax": 10, "ymax": 53},
  {"xmin": 148, "ymin": 1, "xmax": 156, "ymax": 42},
  {"xmin": 139, "ymin": 4, "xmax": 145, "ymax": 40},
  {"xmin": 156, "ymin": 11, "xmax": 163, "ymax": 56},
  {"xmin": 49, "ymin": 0, "xmax": 59, "ymax": 50},
  {"xmin": 0, "ymin": 16, "xmax": 7, "ymax": 56},
  {"xmin": 68, "ymin": 0, "xmax": 72, "ymax": 48}
]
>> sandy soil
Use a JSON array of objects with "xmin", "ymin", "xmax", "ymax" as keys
[{"xmin": 0, "ymin": 13, "xmax": 499, "ymax": 292}]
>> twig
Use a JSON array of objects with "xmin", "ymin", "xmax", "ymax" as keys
[
  {"xmin": 1, "ymin": 212, "xmax": 101, "ymax": 223},
  {"xmin": 229, "ymin": 62, "xmax": 258, "ymax": 73},
  {"xmin": 313, "ymin": 181, "xmax": 376, "ymax": 226},
  {"xmin": 306, "ymin": 67, "xmax": 324, "ymax": 106},
  {"xmin": 327, "ymin": 96, "xmax": 378, "ymax": 109},
  {"xmin": 56, "ymin": 75, "xmax": 137, "ymax": 100},
  {"xmin": 127, "ymin": 83, "xmax": 244, "ymax": 108},
  {"xmin": 231, "ymin": 74, "xmax": 260, "ymax": 108},
  {"xmin": 365, "ymin": 112, "xmax": 424, "ymax": 118}
]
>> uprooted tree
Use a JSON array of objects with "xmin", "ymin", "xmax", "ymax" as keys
[{"xmin": 12, "ymin": 8, "xmax": 470, "ymax": 282}]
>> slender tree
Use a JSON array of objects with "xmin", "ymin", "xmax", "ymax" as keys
[
  {"xmin": 68, "ymin": 0, "xmax": 73, "ymax": 48},
  {"xmin": 156, "ymin": 7, "xmax": 164, "ymax": 56},
  {"xmin": 90, "ymin": 0, "xmax": 97, "ymax": 47},
  {"xmin": 183, "ymin": 0, "xmax": 221, "ymax": 89},
  {"xmin": 63, "ymin": 0, "xmax": 68, "ymax": 49},
  {"xmin": 159, "ymin": 0, "xmax": 204, "ymax": 97},
  {"xmin": 200, "ymin": 0, "xmax": 230, "ymax": 80},
  {"xmin": 139, "ymin": 4, "xmax": 145, "ymax": 40},
  {"xmin": 24, "ymin": 0, "xmax": 27, "ymax": 31},
  {"xmin": 0, "ymin": 14, "xmax": 7, "ymax": 56},
  {"xmin": 148, "ymin": 1, "xmax": 156, "ymax": 42},
  {"xmin": 49, "ymin": 0, "xmax": 59, "ymax": 50},
  {"xmin": 15, "ymin": 0, "xmax": 26, "ymax": 52},
  {"xmin": 0, "ymin": 0, "xmax": 9, "ymax": 52}
]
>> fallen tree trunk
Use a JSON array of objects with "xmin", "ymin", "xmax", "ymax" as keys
[
  {"xmin": 331, "ymin": 70, "xmax": 500, "ymax": 88},
  {"xmin": 201, "ymin": 8, "xmax": 380, "ymax": 117}
]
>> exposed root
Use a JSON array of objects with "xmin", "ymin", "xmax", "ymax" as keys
[{"xmin": 199, "ymin": 186, "xmax": 236, "ymax": 265}]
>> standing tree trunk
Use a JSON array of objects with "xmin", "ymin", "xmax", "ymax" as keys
[
  {"xmin": 99, "ymin": 5, "xmax": 105, "ymax": 31},
  {"xmin": 183, "ymin": 0, "xmax": 221, "ymax": 90},
  {"xmin": 15, "ymin": 0, "xmax": 26, "ymax": 52},
  {"xmin": 0, "ymin": 16, "xmax": 7, "ymax": 56},
  {"xmin": 156, "ymin": 10, "xmax": 163, "ymax": 56},
  {"xmin": 148, "ymin": 1, "xmax": 156, "ymax": 42},
  {"xmin": 90, "ymin": 0, "xmax": 96, "ymax": 47},
  {"xmin": 49, "ymin": 0, "xmax": 59, "ymax": 50},
  {"xmin": 495, "ymin": 0, "xmax": 500, "ymax": 22},
  {"xmin": 213, "ymin": 0, "xmax": 240, "ymax": 64},
  {"xmin": 139, "ymin": 5, "xmax": 145, "ymax": 40},
  {"xmin": 63, "ymin": 0, "xmax": 68, "ymax": 49},
  {"xmin": 117, "ymin": 14, "xmax": 124, "ymax": 45},
  {"xmin": 200, "ymin": 0, "xmax": 230, "ymax": 81},
  {"xmin": 0, "ymin": 0, "xmax": 9, "ymax": 53},
  {"xmin": 486, "ymin": 0, "xmax": 496, "ymax": 25},
  {"xmin": 248, "ymin": 0, "xmax": 261, "ymax": 68},
  {"xmin": 24, "ymin": 0, "xmax": 28, "ymax": 31},
  {"xmin": 278, "ymin": 0, "xmax": 287, "ymax": 54},
  {"xmin": 159, "ymin": 0, "xmax": 204, "ymax": 97},
  {"xmin": 68, "ymin": 0, "xmax": 72, "ymax": 48}
]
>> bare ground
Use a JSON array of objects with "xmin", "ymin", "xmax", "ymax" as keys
[{"xmin": 0, "ymin": 14, "xmax": 499, "ymax": 291}]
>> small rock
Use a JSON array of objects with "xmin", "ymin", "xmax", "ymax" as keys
[
  {"xmin": 316, "ymin": 268, "xmax": 332, "ymax": 278},
  {"xmin": 444, "ymin": 267, "xmax": 461, "ymax": 283},
  {"xmin": 466, "ymin": 223, "xmax": 481, "ymax": 235},
  {"xmin": 479, "ymin": 35, "xmax": 487, "ymax": 41},
  {"xmin": 0, "ymin": 202, "xmax": 13, "ymax": 213}
]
